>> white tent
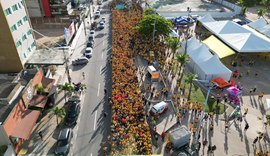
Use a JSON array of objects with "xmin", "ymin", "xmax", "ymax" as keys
[
  {"xmin": 248, "ymin": 18, "xmax": 268, "ymax": 29},
  {"xmin": 265, "ymin": 99, "xmax": 270, "ymax": 112},
  {"xmin": 258, "ymin": 25, "xmax": 270, "ymax": 37},
  {"xmin": 199, "ymin": 14, "xmax": 270, "ymax": 53},
  {"xmin": 198, "ymin": 14, "xmax": 215, "ymax": 23},
  {"xmin": 182, "ymin": 37, "xmax": 201, "ymax": 52},
  {"xmin": 196, "ymin": 55, "xmax": 232, "ymax": 81},
  {"xmin": 187, "ymin": 44, "xmax": 213, "ymax": 73}
]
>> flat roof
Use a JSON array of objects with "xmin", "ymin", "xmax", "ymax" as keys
[{"xmin": 26, "ymin": 47, "xmax": 69, "ymax": 65}]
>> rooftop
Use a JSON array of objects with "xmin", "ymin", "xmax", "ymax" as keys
[{"xmin": 25, "ymin": 47, "xmax": 69, "ymax": 65}]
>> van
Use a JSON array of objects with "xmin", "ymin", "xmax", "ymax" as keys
[{"xmin": 150, "ymin": 101, "xmax": 168, "ymax": 116}]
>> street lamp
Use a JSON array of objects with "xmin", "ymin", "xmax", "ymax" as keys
[{"xmin": 191, "ymin": 79, "xmax": 214, "ymax": 151}]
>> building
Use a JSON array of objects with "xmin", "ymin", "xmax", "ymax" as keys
[
  {"xmin": 0, "ymin": 69, "xmax": 56, "ymax": 153},
  {"xmin": 25, "ymin": 0, "xmax": 74, "ymax": 17},
  {"xmin": 0, "ymin": 0, "xmax": 36, "ymax": 73}
]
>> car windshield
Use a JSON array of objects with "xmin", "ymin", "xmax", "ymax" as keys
[
  {"xmin": 90, "ymin": 32, "xmax": 94, "ymax": 34},
  {"xmin": 57, "ymin": 139, "xmax": 68, "ymax": 146},
  {"xmin": 151, "ymin": 107, "xmax": 158, "ymax": 114}
]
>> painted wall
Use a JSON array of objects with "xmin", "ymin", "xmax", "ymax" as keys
[{"xmin": 25, "ymin": 0, "xmax": 43, "ymax": 17}]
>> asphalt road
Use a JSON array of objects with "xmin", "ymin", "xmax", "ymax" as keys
[{"xmin": 70, "ymin": 8, "xmax": 112, "ymax": 156}]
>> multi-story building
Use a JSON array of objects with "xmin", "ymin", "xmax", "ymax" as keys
[{"xmin": 0, "ymin": 0, "xmax": 36, "ymax": 73}]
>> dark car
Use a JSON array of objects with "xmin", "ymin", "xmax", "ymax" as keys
[
  {"xmin": 55, "ymin": 128, "xmax": 73, "ymax": 155},
  {"xmin": 72, "ymin": 57, "xmax": 89, "ymax": 65},
  {"xmin": 87, "ymin": 40, "xmax": 94, "ymax": 48},
  {"xmin": 65, "ymin": 101, "xmax": 81, "ymax": 126}
]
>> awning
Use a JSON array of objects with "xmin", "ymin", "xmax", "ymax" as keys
[
  {"xmin": 29, "ymin": 95, "xmax": 47, "ymax": 108},
  {"xmin": 203, "ymin": 35, "xmax": 235, "ymax": 58},
  {"xmin": 11, "ymin": 109, "xmax": 40, "ymax": 140}
]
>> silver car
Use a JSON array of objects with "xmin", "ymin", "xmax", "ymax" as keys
[{"xmin": 55, "ymin": 128, "xmax": 73, "ymax": 155}]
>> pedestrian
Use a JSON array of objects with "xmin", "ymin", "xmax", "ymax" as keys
[
  {"xmin": 103, "ymin": 112, "xmax": 108, "ymax": 117},
  {"xmin": 246, "ymin": 69, "xmax": 250, "ymax": 75},
  {"xmin": 225, "ymin": 121, "xmax": 229, "ymax": 131},
  {"xmin": 244, "ymin": 122, "xmax": 249, "ymax": 132},
  {"xmin": 104, "ymin": 89, "xmax": 107, "ymax": 94},
  {"xmin": 82, "ymin": 72, "xmax": 85, "ymax": 80},
  {"xmin": 38, "ymin": 131, "xmax": 43, "ymax": 140},
  {"xmin": 258, "ymin": 91, "xmax": 264, "ymax": 100},
  {"xmin": 259, "ymin": 133, "xmax": 264, "ymax": 140},
  {"xmin": 253, "ymin": 136, "xmax": 258, "ymax": 145},
  {"xmin": 155, "ymin": 134, "xmax": 158, "ymax": 141},
  {"xmin": 161, "ymin": 131, "xmax": 166, "ymax": 141},
  {"xmin": 243, "ymin": 108, "xmax": 248, "ymax": 117},
  {"xmin": 253, "ymin": 87, "xmax": 257, "ymax": 93}
]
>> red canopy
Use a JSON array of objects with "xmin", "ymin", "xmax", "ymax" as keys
[{"xmin": 212, "ymin": 77, "xmax": 231, "ymax": 89}]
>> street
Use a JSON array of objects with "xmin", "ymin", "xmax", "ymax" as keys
[{"xmin": 70, "ymin": 9, "xmax": 112, "ymax": 156}]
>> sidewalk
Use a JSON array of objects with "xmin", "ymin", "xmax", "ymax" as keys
[{"xmin": 18, "ymin": 5, "xmax": 96, "ymax": 155}]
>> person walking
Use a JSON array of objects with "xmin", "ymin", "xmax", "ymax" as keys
[
  {"xmin": 103, "ymin": 112, "xmax": 108, "ymax": 118},
  {"xmin": 243, "ymin": 108, "xmax": 248, "ymax": 117},
  {"xmin": 82, "ymin": 72, "xmax": 85, "ymax": 80},
  {"xmin": 38, "ymin": 131, "xmax": 43, "ymax": 140},
  {"xmin": 161, "ymin": 131, "xmax": 166, "ymax": 141},
  {"xmin": 244, "ymin": 122, "xmax": 249, "ymax": 132},
  {"xmin": 253, "ymin": 136, "xmax": 258, "ymax": 145},
  {"xmin": 104, "ymin": 89, "xmax": 107, "ymax": 94}
]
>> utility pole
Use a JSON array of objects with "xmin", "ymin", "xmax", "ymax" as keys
[
  {"xmin": 152, "ymin": 16, "xmax": 156, "ymax": 46},
  {"xmin": 31, "ymin": 29, "xmax": 72, "ymax": 83}
]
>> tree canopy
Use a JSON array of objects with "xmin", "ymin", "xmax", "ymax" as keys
[{"xmin": 135, "ymin": 14, "xmax": 172, "ymax": 36}]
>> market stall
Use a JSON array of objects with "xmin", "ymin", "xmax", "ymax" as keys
[{"xmin": 226, "ymin": 86, "xmax": 242, "ymax": 106}]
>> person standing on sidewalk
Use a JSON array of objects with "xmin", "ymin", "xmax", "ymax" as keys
[
  {"xmin": 244, "ymin": 122, "xmax": 249, "ymax": 132},
  {"xmin": 161, "ymin": 131, "xmax": 166, "ymax": 141},
  {"xmin": 38, "ymin": 131, "xmax": 43, "ymax": 140},
  {"xmin": 82, "ymin": 72, "xmax": 85, "ymax": 80}
]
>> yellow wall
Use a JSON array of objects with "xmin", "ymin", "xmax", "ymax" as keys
[{"xmin": 0, "ymin": 4, "xmax": 23, "ymax": 73}]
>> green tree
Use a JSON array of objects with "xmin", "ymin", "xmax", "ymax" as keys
[
  {"xmin": 58, "ymin": 82, "xmax": 74, "ymax": 102},
  {"xmin": 260, "ymin": 0, "xmax": 270, "ymax": 10},
  {"xmin": 135, "ymin": 14, "xmax": 172, "ymax": 37},
  {"xmin": 243, "ymin": 0, "xmax": 256, "ymax": 7},
  {"xmin": 257, "ymin": 8, "xmax": 268, "ymax": 20},
  {"xmin": 165, "ymin": 36, "xmax": 181, "ymax": 58},
  {"xmin": 51, "ymin": 107, "xmax": 66, "ymax": 125},
  {"xmin": 175, "ymin": 53, "xmax": 189, "ymax": 83},
  {"xmin": 144, "ymin": 8, "xmax": 155, "ymax": 16},
  {"xmin": 184, "ymin": 73, "xmax": 197, "ymax": 100}
]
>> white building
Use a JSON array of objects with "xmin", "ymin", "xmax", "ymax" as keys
[{"xmin": 0, "ymin": 0, "xmax": 36, "ymax": 72}]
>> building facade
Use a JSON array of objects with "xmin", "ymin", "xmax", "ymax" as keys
[{"xmin": 0, "ymin": 0, "xmax": 36, "ymax": 73}]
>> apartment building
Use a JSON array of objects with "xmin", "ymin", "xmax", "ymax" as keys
[{"xmin": 0, "ymin": 0, "xmax": 36, "ymax": 73}]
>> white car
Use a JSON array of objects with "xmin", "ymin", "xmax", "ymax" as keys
[
  {"xmin": 84, "ymin": 47, "xmax": 93, "ymax": 58},
  {"xmin": 95, "ymin": 11, "xmax": 100, "ymax": 18},
  {"xmin": 100, "ymin": 17, "xmax": 105, "ymax": 24},
  {"xmin": 99, "ymin": 22, "xmax": 105, "ymax": 29},
  {"xmin": 89, "ymin": 30, "xmax": 95, "ymax": 40},
  {"xmin": 150, "ymin": 101, "xmax": 168, "ymax": 116}
]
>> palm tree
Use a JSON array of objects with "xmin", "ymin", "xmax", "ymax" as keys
[
  {"xmin": 51, "ymin": 107, "xmax": 66, "ymax": 125},
  {"xmin": 175, "ymin": 53, "xmax": 189, "ymax": 83},
  {"xmin": 257, "ymin": 8, "xmax": 268, "ymax": 22},
  {"xmin": 184, "ymin": 73, "xmax": 197, "ymax": 100},
  {"xmin": 58, "ymin": 82, "xmax": 74, "ymax": 102},
  {"xmin": 165, "ymin": 36, "xmax": 181, "ymax": 58}
]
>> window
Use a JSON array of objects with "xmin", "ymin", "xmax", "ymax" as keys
[
  {"xmin": 27, "ymin": 48, "xmax": 31, "ymax": 53},
  {"xmin": 31, "ymin": 42, "xmax": 35, "ymax": 48},
  {"xmin": 23, "ymin": 16, "xmax": 28, "ymax": 22},
  {"xmin": 11, "ymin": 24, "xmax": 17, "ymax": 32},
  {"xmin": 23, "ymin": 53, "xmax": 27, "ymax": 59},
  {"xmin": 17, "ymin": 20, "xmax": 23, "ymax": 27},
  {"xmin": 12, "ymin": 4, "xmax": 18, "ymax": 12},
  {"xmin": 16, "ymin": 40, "xmax": 22, "ymax": 47},
  {"xmin": 27, "ymin": 30, "xmax": 32, "ymax": 35},
  {"xmin": 22, "ymin": 34, "xmax": 27, "ymax": 41},
  {"xmin": 4, "ymin": 8, "xmax": 12, "ymax": 16},
  {"xmin": 18, "ymin": 3, "xmax": 22, "ymax": 9}
]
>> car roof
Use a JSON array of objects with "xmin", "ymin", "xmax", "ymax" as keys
[
  {"xmin": 58, "ymin": 128, "xmax": 71, "ymax": 140},
  {"xmin": 86, "ymin": 47, "xmax": 92, "ymax": 51},
  {"xmin": 152, "ymin": 101, "xmax": 167, "ymax": 110},
  {"xmin": 79, "ymin": 57, "xmax": 89, "ymax": 60}
]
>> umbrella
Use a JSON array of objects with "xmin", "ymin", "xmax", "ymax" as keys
[{"xmin": 227, "ymin": 86, "xmax": 242, "ymax": 96}]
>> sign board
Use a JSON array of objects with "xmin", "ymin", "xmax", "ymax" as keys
[
  {"xmin": 64, "ymin": 22, "xmax": 76, "ymax": 44},
  {"xmin": 152, "ymin": 72, "xmax": 160, "ymax": 79},
  {"xmin": 22, "ymin": 79, "xmax": 35, "ymax": 108},
  {"xmin": 116, "ymin": 4, "xmax": 125, "ymax": 10}
]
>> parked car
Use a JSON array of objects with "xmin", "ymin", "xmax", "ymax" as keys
[
  {"xmin": 89, "ymin": 30, "xmax": 95, "ymax": 40},
  {"xmin": 95, "ymin": 10, "xmax": 100, "ymax": 19},
  {"xmin": 72, "ymin": 57, "xmax": 89, "ymax": 65},
  {"xmin": 99, "ymin": 22, "xmax": 105, "ymax": 29},
  {"xmin": 55, "ymin": 128, "xmax": 73, "ymax": 155},
  {"xmin": 87, "ymin": 40, "xmax": 94, "ymax": 48},
  {"xmin": 100, "ymin": 17, "xmax": 106, "ymax": 24},
  {"xmin": 84, "ymin": 47, "xmax": 93, "ymax": 58},
  {"xmin": 150, "ymin": 101, "xmax": 168, "ymax": 116},
  {"xmin": 65, "ymin": 101, "xmax": 81, "ymax": 126}
]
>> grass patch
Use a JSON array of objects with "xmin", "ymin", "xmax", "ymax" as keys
[{"xmin": 180, "ymin": 73, "xmax": 227, "ymax": 114}]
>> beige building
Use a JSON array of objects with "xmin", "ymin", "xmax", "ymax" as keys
[{"xmin": 0, "ymin": 0, "xmax": 36, "ymax": 73}]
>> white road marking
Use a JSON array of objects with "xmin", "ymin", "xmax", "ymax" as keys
[
  {"xmin": 100, "ymin": 66, "xmax": 102, "ymax": 74},
  {"xmin": 97, "ymin": 83, "xmax": 100, "ymax": 96},
  {"xmin": 91, "ymin": 153, "xmax": 92, "ymax": 156},
  {"xmin": 101, "ymin": 52, "xmax": 104, "ymax": 59},
  {"xmin": 93, "ymin": 110, "xmax": 97, "ymax": 130}
]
